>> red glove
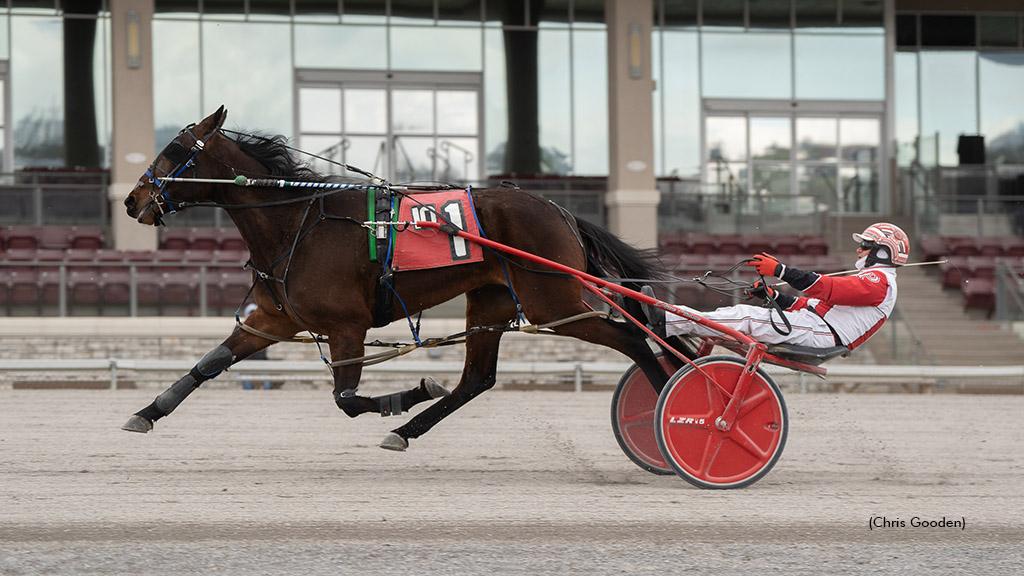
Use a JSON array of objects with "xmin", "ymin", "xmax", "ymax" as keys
[
  {"xmin": 745, "ymin": 280, "xmax": 776, "ymax": 301},
  {"xmin": 748, "ymin": 252, "xmax": 783, "ymax": 277}
]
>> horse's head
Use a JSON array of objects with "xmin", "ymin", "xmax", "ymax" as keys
[{"xmin": 124, "ymin": 105, "xmax": 228, "ymax": 226}]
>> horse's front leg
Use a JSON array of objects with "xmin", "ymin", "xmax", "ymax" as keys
[
  {"xmin": 331, "ymin": 329, "xmax": 451, "ymax": 419},
  {"xmin": 120, "ymin": 309, "xmax": 296, "ymax": 433}
]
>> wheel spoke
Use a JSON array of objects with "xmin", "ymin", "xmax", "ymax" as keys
[
  {"xmin": 736, "ymin": 387, "xmax": 770, "ymax": 420},
  {"xmin": 729, "ymin": 425, "xmax": 770, "ymax": 461},
  {"xmin": 695, "ymin": 433, "xmax": 724, "ymax": 478},
  {"xmin": 619, "ymin": 408, "xmax": 656, "ymax": 426}
]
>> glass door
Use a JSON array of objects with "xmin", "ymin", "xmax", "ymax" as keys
[
  {"xmin": 297, "ymin": 72, "xmax": 482, "ymax": 185},
  {"xmin": 704, "ymin": 108, "xmax": 882, "ymax": 215}
]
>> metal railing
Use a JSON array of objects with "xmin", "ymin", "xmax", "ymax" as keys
[
  {"xmin": 0, "ymin": 170, "xmax": 110, "ymax": 226},
  {"xmin": 995, "ymin": 259, "xmax": 1024, "ymax": 323},
  {"xmin": 0, "ymin": 259, "xmax": 250, "ymax": 318}
]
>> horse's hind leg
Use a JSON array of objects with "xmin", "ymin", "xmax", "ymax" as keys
[
  {"xmin": 381, "ymin": 286, "xmax": 516, "ymax": 450},
  {"xmin": 120, "ymin": 310, "xmax": 296, "ymax": 433}
]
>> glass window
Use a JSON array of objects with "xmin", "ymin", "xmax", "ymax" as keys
[
  {"xmin": 346, "ymin": 135, "xmax": 388, "ymax": 176},
  {"xmin": 437, "ymin": 91, "xmax": 478, "ymax": 135},
  {"xmin": 979, "ymin": 15, "xmax": 1019, "ymax": 48},
  {"xmin": 11, "ymin": 15, "xmax": 63, "ymax": 167},
  {"xmin": 750, "ymin": 117, "xmax": 791, "ymax": 160},
  {"xmin": 894, "ymin": 52, "xmax": 919, "ymax": 166},
  {"xmin": 299, "ymin": 88, "xmax": 341, "ymax": 133},
  {"xmin": 657, "ymin": 30, "xmax": 700, "ymax": 178},
  {"xmin": 795, "ymin": 33, "xmax": 884, "ymax": 100},
  {"xmin": 752, "ymin": 165, "xmax": 791, "ymax": 197},
  {"xmin": 439, "ymin": 0, "xmax": 482, "ymax": 25},
  {"xmin": 980, "ymin": 53, "xmax": 1024, "ymax": 164},
  {"xmin": 798, "ymin": 165, "xmax": 838, "ymax": 208},
  {"xmin": 920, "ymin": 15, "xmax": 976, "ymax": 47},
  {"xmin": 895, "ymin": 14, "xmax": 916, "ymax": 47},
  {"xmin": 706, "ymin": 116, "xmax": 746, "ymax": 163},
  {"xmin": 841, "ymin": 0, "xmax": 883, "ymax": 29},
  {"xmin": 345, "ymin": 89, "xmax": 387, "ymax": 134},
  {"xmin": 797, "ymin": 117, "xmax": 837, "ymax": 161},
  {"xmin": 839, "ymin": 118, "xmax": 879, "ymax": 162},
  {"xmin": 483, "ymin": 28, "xmax": 507, "ymax": 174},
  {"xmin": 571, "ymin": 28, "xmax": 607, "ymax": 175},
  {"xmin": 702, "ymin": 32, "xmax": 791, "ymax": 99},
  {"xmin": 394, "ymin": 135, "xmax": 434, "ymax": 182},
  {"xmin": 795, "ymin": 0, "xmax": 835, "ymax": 29},
  {"xmin": 920, "ymin": 52, "xmax": 977, "ymax": 166},
  {"xmin": 0, "ymin": 15, "xmax": 9, "ymax": 59},
  {"xmin": 703, "ymin": 0, "xmax": 744, "ymax": 28},
  {"xmin": 392, "ymin": 90, "xmax": 434, "ymax": 134},
  {"xmin": 539, "ymin": 28, "xmax": 571, "ymax": 173},
  {"xmin": 153, "ymin": 19, "xmax": 201, "ymax": 144},
  {"xmin": 390, "ymin": 26, "xmax": 482, "ymax": 71},
  {"xmin": 841, "ymin": 165, "xmax": 878, "ymax": 212},
  {"xmin": 657, "ymin": 0, "xmax": 697, "ymax": 28},
  {"xmin": 436, "ymin": 136, "xmax": 479, "ymax": 182},
  {"xmin": 293, "ymin": 0, "xmax": 339, "ymax": 21},
  {"xmin": 201, "ymin": 22, "xmax": 292, "ymax": 137},
  {"xmin": 749, "ymin": 0, "xmax": 791, "ymax": 30},
  {"xmin": 294, "ymin": 24, "xmax": 387, "ymax": 70}
]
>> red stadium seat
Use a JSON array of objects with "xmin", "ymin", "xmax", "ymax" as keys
[
  {"xmin": 68, "ymin": 270, "xmax": 102, "ymax": 313},
  {"xmin": 190, "ymin": 228, "xmax": 221, "ymax": 252},
  {"xmin": 940, "ymin": 257, "xmax": 970, "ymax": 288},
  {"xmin": 975, "ymin": 237, "xmax": 1004, "ymax": 257},
  {"xmin": 961, "ymin": 278, "xmax": 995, "ymax": 316},
  {"xmin": 800, "ymin": 234, "xmax": 829, "ymax": 256},
  {"xmin": 714, "ymin": 234, "xmax": 745, "ymax": 254},
  {"xmin": 1002, "ymin": 237, "xmax": 1024, "ymax": 257},
  {"xmin": 160, "ymin": 228, "xmax": 192, "ymax": 251},
  {"xmin": 1, "ymin": 226, "xmax": 40, "ymax": 250},
  {"xmin": 946, "ymin": 236, "xmax": 979, "ymax": 257},
  {"xmin": 771, "ymin": 234, "xmax": 801, "ymax": 255},
  {"xmin": 917, "ymin": 235, "xmax": 949, "ymax": 262},
  {"xmin": 218, "ymin": 228, "xmax": 247, "ymax": 252},
  {"xmin": 743, "ymin": 235, "xmax": 775, "ymax": 255},
  {"xmin": 68, "ymin": 226, "xmax": 105, "ymax": 249},
  {"xmin": 37, "ymin": 226, "xmax": 73, "ymax": 250}
]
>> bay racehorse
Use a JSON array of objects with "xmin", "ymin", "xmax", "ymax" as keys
[{"xmin": 121, "ymin": 106, "xmax": 694, "ymax": 450}]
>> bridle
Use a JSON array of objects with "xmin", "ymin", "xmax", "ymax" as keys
[{"xmin": 142, "ymin": 124, "xmax": 208, "ymax": 223}]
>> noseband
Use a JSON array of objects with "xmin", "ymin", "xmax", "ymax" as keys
[{"xmin": 144, "ymin": 124, "xmax": 208, "ymax": 219}]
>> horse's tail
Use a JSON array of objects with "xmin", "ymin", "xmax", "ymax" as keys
[{"xmin": 575, "ymin": 219, "xmax": 665, "ymax": 284}]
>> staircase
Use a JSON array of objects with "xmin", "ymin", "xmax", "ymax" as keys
[{"xmin": 864, "ymin": 264, "xmax": 1024, "ymax": 366}]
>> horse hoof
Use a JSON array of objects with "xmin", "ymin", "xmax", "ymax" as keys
[
  {"xmin": 121, "ymin": 415, "xmax": 153, "ymax": 433},
  {"xmin": 379, "ymin": 432, "xmax": 408, "ymax": 451},
  {"xmin": 423, "ymin": 376, "xmax": 451, "ymax": 399}
]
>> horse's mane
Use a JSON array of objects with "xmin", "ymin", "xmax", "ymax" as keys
[{"xmin": 227, "ymin": 131, "xmax": 324, "ymax": 181}]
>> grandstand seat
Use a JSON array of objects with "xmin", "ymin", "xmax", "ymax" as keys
[
  {"xmin": 150, "ymin": 249, "xmax": 187, "ymax": 272},
  {"xmin": 975, "ymin": 237, "xmax": 1004, "ymax": 257},
  {"xmin": 37, "ymin": 268, "xmax": 66, "ymax": 311},
  {"xmin": 771, "ymin": 234, "xmax": 801, "ymax": 255},
  {"xmin": 68, "ymin": 270, "xmax": 102, "ymax": 313},
  {"xmin": 658, "ymin": 232, "xmax": 687, "ymax": 250},
  {"xmin": 916, "ymin": 235, "xmax": 948, "ymax": 262},
  {"xmin": 686, "ymin": 233, "xmax": 717, "ymax": 255},
  {"xmin": 714, "ymin": 234, "xmax": 745, "ymax": 254},
  {"xmin": 37, "ymin": 226, "xmax": 73, "ymax": 250},
  {"xmin": 800, "ymin": 234, "xmax": 829, "ymax": 256},
  {"xmin": 68, "ymin": 226, "xmax": 105, "ymax": 249},
  {"xmin": 217, "ymin": 270, "xmax": 255, "ymax": 312},
  {"xmin": 161, "ymin": 271, "xmax": 199, "ymax": 315},
  {"xmin": 966, "ymin": 256, "xmax": 997, "ymax": 279},
  {"xmin": 1, "ymin": 226, "xmax": 41, "ymax": 250},
  {"xmin": 190, "ymin": 228, "xmax": 221, "ymax": 252},
  {"xmin": 7, "ymin": 270, "xmax": 41, "ymax": 313},
  {"xmin": 94, "ymin": 249, "xmax": 127, "ymax": 272},
  {"xmin": 961, "ymin": 277, "xmax": 995, "ymax": 315},
  {"xmin": 1002, "ymin": 237, "xmax": 1024, "ymax": 257},
  {"xmin": 218, "ymin": 228, "xmax": 247, "ymax": 252},
  {"xmin": 743, "ymin": 235, "xmax": 775, "ymax": 255},
  {"xmin": 212, "ymin": 249, "xmax": 249, "ymax": 266},
  {"xmin": 941, "ymin": 257, "xmax": 970, "ymax": 288},
  {"xmin": 160, "ymin": 228, "xmax": 192, "ymax": 251},
  {"xmin": 946, "ymin": 236, "xmax": 980, "ymax": 256}
]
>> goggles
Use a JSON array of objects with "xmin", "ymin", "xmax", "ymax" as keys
[{"xmin": 858, "ymin": 241, "xmax": 876, "ymax": 250}]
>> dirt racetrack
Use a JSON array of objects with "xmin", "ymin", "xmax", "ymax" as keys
[{"xmin": 1, "ymin": 387, "xmax": 1022, "ymax": 575}]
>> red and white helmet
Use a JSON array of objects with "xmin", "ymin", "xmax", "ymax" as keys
[{"xmin": 852, "ymin": 223, "xmax": 909, "ymax": 267}]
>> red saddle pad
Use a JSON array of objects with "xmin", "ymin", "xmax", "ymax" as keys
[{"xmin": 392, "ymin": 189, "xmax": 484, "ymax": 271}]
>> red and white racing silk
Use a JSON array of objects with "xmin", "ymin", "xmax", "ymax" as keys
[
  {"xmin": 665, "ymin": 264, "xmax": 897, "ymax": 350},
  {"xmin": 785, "ymin": 265, "xmax": 898, "ymax": 350}
]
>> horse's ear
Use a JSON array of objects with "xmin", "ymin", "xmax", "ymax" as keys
[{"xmin": 213, "ymin": 105, "xmax": 227, "ymax": 129}]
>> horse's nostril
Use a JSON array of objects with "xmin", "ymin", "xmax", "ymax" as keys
[{"xmin": 124, "ymin": 196, "xmax": 135, "ymax": 209}]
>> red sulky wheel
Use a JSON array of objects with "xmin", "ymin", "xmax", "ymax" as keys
[
  {"xmin": 610, "ymin": 353, "xmax": 678, "ymax": 475},
  {"xmin": 654, "ymin": 355, "xmax": 788, "ymax": 489}
]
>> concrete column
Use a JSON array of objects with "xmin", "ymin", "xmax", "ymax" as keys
[
  {"xmin": 605, "ymin": 0, "xmax": 658, "ymax": 249},
  {"xmin": 108, "ymin": 0, "xmax": 158, "ymax": 251}
]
